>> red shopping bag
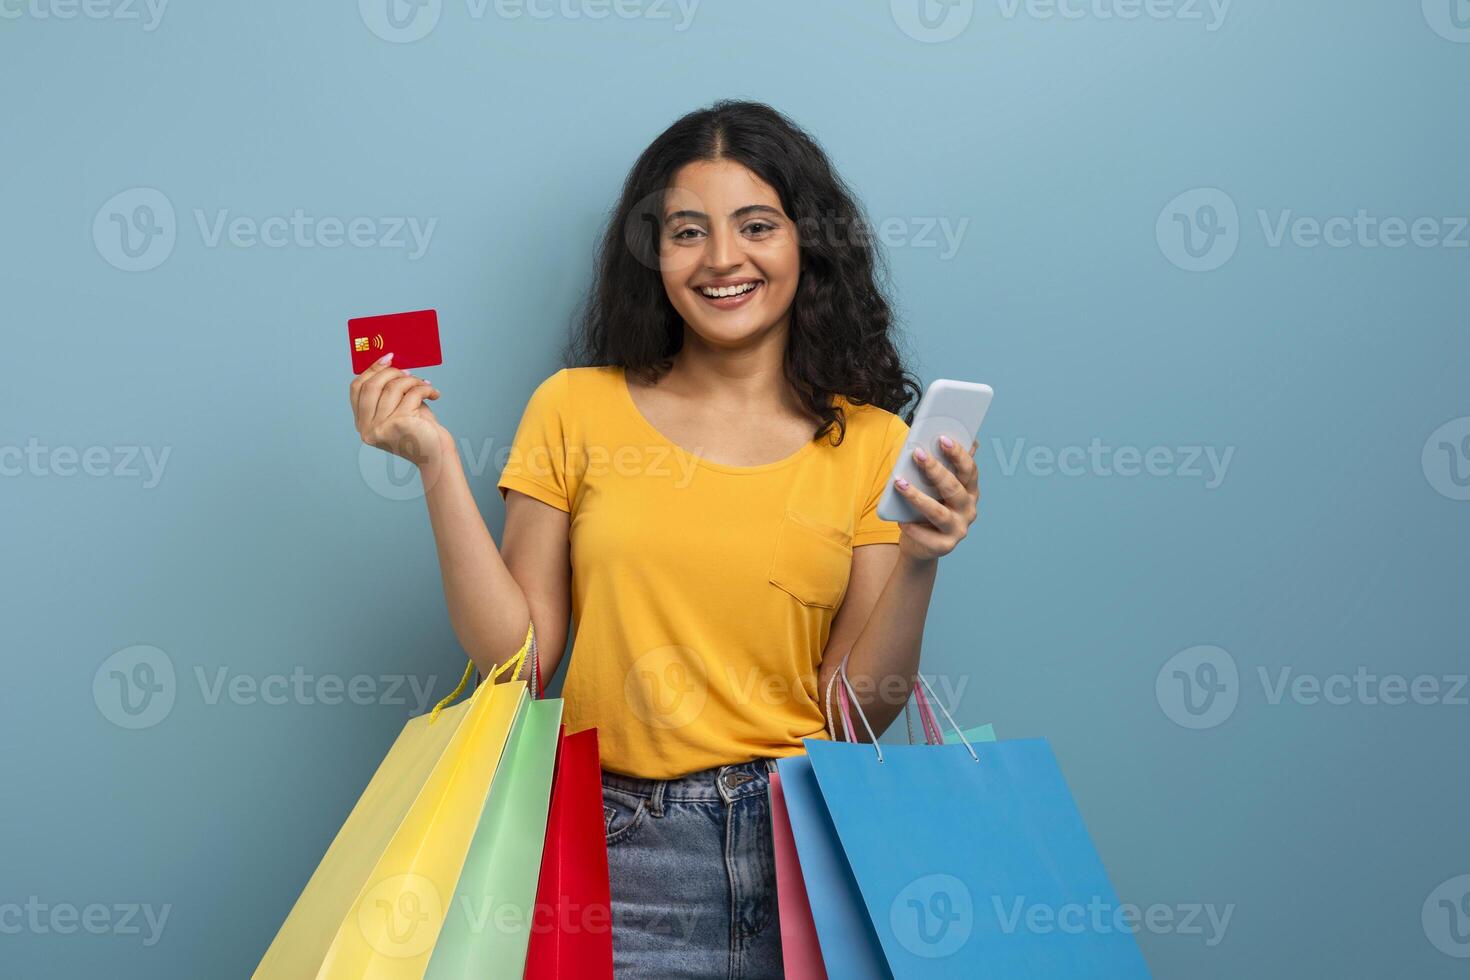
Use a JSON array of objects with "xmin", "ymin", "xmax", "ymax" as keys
[{"xmin": 523, "ymin": 656, "xmax": 615, "ymax": 979}]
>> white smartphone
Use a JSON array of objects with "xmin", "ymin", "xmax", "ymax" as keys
[{"xmin": 876, "ymin": 379, "xmax": 993, "ymax": 525}]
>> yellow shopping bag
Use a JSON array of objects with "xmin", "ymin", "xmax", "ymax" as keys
[{"xmin": 254, "ymin": 625, "xmax": 534, "ymax": 979}]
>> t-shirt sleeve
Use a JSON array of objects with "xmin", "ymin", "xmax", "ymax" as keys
[
  {"xmin": 497, "ymin": 369, "xmax": 572, "ymax": 513},
  {"xmin": 852, "ymin": 411, "xmax": 911, "ymax": 547}
]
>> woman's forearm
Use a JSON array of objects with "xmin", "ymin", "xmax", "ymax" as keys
[
  {"xmin": 420, "ymin": 445, "xmax": 530, "ymax": 677},
  {"xmin": 841, "ymin": 551, "xmax": 940, "ymax": 738}
]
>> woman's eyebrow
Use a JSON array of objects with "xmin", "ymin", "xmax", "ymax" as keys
[{"xmin": 663, "ymin": 204, "xmax": 785, "ymax": 223}]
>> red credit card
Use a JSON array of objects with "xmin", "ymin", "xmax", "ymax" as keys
[{"xmin": 348, "ymin": 309, "xmax": 442, "ymax": 374}]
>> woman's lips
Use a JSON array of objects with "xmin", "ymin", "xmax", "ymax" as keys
[{"xmin": 695, "ymin": 281, "xmax": 763, "ymax": 310}]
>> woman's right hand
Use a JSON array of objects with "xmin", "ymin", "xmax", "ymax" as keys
[{"xmin": 350, "ymin": 353, "xmax": 452, "ymax": 467}]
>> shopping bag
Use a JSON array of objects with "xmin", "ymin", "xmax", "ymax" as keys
[
  {"xmin": 775, "ymin": 675, "xmax": 995, "ymax": 980},
  {"xmin": 424, "ymin": 695, "xmax": 563, "ymax": 978},
  {"xmin": 254, "ymin": 626, "xmax": 534, "ymax": 979},
  {"xmin": 769, "ymin": 769, "xmax": 829, "ymax": 980},
  {"xmin": 804, "ymin": 671, "xmax": 1151, "ymax": 979},
  {"xmin": 523, "ymin": 725, "xmax": 615, "ymax": 979}
]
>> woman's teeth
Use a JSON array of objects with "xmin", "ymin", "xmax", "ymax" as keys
[{"xmin": 698, "ymin": 282, "xmax": 760, "ymax": 298}]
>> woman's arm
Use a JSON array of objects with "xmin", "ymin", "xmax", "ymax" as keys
[
  {"xmin": 818, "ymin": 545, "xmax": 935, "ymax": 738},
  {"xmin": 421, "ymin": 445, "xmax": 571, "ymax": 683},
  {"xmin": 819, "ymin": 435, "xmax": 980, "ymax": 739}
]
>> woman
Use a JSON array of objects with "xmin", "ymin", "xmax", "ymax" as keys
[{"xmin": 348, "ymin": 100, "xmax": 980, "ymax": 978}]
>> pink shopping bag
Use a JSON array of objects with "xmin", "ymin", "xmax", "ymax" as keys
[{"xmin": 769, "ymin": 769, "xmax": 829, "ymax": 980}]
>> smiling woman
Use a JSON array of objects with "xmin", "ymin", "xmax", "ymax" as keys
[{"xmin": 350, "ymin": 99, "xmax": 983, "ymax": 980}]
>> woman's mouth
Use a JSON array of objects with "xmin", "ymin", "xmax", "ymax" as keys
[{"xmin": 694, "ymin": 279, "xmax": 763, "ymax": 310}]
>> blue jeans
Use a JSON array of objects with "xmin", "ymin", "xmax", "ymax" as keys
[{"xmin": 600, "ymin": 758, "xmax": 785, "ymax": 979}]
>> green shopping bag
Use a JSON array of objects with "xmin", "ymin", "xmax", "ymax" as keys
[{"xmin": 424, "ymin": 666, "xmax": 564, "ymax": 976}]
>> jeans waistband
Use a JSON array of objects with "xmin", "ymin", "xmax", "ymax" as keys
[{"xmin": 601, "ymin": 757, "xmax": 778, "ymax": 809}]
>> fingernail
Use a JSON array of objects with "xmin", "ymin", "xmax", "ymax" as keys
[
  {"xmin": 377, "ymin": 352, "xmax": 394, "ymax": 365},
  {"xmin": 939, "ymin": 435, "xmax": 954, "ymax": 450},
  {"xmin": 896, "ymin": 478, "xmax": 910, "ymax": 491},
  {"xmin": 914, "ymin": 447, "xmax": 928, "ymax": 462}
]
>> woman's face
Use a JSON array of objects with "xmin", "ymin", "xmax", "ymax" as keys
[{"xmin": 657, "ymin": 159, "xmax": 801, "ymax": 349}]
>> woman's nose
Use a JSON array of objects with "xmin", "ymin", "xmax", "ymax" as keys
[{"xmin": 704, "ymin": 224, "xmax": 743, "ymax": 271}]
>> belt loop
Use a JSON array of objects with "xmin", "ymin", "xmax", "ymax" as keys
[
  {"xmin": 765, "ymin": 758, "xmax": 777, "ymax": 775},
  {"xmin": 648, "ymin": 777, "xmax": 666, "ymax": 817}
]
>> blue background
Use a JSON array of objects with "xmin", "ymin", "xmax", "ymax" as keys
[{"xmin": 3, "ymin": 1, "xmax": 1467, "ymax": 976}]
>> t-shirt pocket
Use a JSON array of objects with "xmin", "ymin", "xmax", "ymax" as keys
[{"xmin": 767, "ymin": 509, "xmax": 853, "ymax": 609}]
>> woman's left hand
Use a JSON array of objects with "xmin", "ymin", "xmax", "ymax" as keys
[{"xmin": 893, "ymin": 435, "xmax": 980, "ymax": 562}]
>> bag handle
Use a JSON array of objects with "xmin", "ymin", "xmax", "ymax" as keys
[
  {"xmin": 428, "ymin": 620, "xmax": 535, "ymax": 724},
  {"xmin": 826, "ymin": 656, "xmax": 979, "ymax": 764},
  {"xmin": 825, "ymin": 656, "xmax": 945, "ymax": 746}
]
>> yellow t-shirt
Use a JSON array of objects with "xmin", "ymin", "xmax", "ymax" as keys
[{"xmin": 496, "ymin": 365, "xmax": 909, "ymax": 779}]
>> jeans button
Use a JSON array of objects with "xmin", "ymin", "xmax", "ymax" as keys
[{"xmin": 724, "ymin": 772, "xmax": 752, "ymax": 790}]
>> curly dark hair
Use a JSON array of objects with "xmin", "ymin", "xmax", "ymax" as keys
[{"xmin": 564, "ymin": 99, "xmax": 921, "ymax": 443}]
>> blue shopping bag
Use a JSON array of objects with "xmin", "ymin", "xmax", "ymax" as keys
[
  {"xmin": 803, "ymin": 733, "xmax": 1151, "ymax": 979},
  {"xmin": 775, "ymin": 753, "xmax": 891, "ymax": 980}
]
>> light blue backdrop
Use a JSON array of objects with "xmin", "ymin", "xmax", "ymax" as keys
[{"xmin": 3, "ymin": 1, "xmax": 1467, "ymax": 976}]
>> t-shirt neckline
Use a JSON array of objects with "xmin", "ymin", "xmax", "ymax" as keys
[{"xmin": 615, "ymin": 366, "xmax": 823, "ymax": 476}]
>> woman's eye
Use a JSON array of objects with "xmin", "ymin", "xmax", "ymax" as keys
[
  {"xmin": 670, "ymin": 226, "xmax": 706, "ymax": 242},
  {"xmin": 743, "ymin": 221, "xmax": 776, "ymax": 237}
]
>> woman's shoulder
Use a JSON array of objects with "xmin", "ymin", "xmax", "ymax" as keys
[
  {"xmin": 527, "ymin": 365, "xmax": 624, "ymax": 406},
  {"xmin": 833, "ymin": 394, "xmax": 909, "ymax": 443}
]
